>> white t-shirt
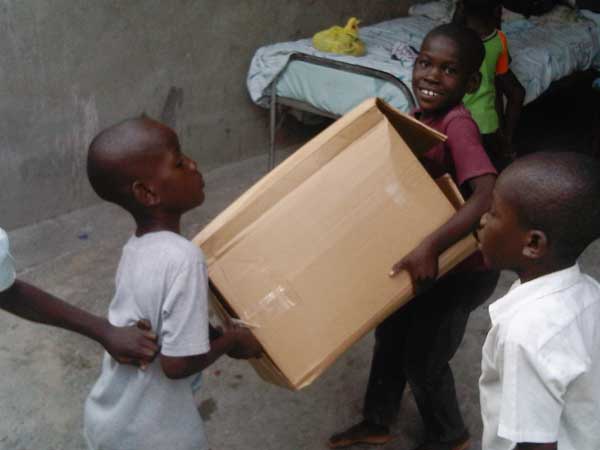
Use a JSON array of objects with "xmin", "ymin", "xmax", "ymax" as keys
[
  {"xmin": 84, "ymin": 231, "xmax": 210, "ymax": 450},
  {"xmin": 0, "ymin": 227, "xmax": 16, "ymax": 292},
  {"xmin": 480, "ymin": 264, "xmax": 600, "ymax": 450}
]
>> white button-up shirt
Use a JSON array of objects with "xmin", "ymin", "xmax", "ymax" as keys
[
  {"xmin": 0, "ymin": 227, "xmax": 16, "ymax": 292},
  {"xmin": 480, "ymin": 264, "xmax": 600, "ymax": 450}
]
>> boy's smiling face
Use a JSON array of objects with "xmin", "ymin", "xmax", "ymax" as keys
[{"xmin": 412, "ymin": 34, "xmax": 480, "ymax": 115}]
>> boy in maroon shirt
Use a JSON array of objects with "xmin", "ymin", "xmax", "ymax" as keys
[{"xmin": 329, "ymin": 24, "xmax": 498, "ymax": 450}]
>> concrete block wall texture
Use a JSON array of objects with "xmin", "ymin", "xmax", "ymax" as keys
[{"xmin": 0, "ymin": 0, "xmax": 413, "ymax": 230}]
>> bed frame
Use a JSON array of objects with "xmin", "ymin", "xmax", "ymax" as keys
[
  {"xmin": 266, "ymin": 52, "xmax": 417, "ymax": 169},
  {"xmin": 264, "ymin": 53, "xmax": 600, "ymax": 169}
]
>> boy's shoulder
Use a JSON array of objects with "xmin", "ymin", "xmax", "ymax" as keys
[
  {"xmin": 444, "ymin": 104, "xmax": 475, "ymax": 124},
  {"xmin": 483, "ymin": 29, "xmax": 505, "ymax": 45},
  {"xmin": 499, "ymin": 276, "xmax": 600, "ymax": 385},
  {"xmin": 125, "ymin": 231, "xmax": 205, "ymax": 268},
  {"xmin": 504, "ymin": 272, "xmax": 600, "ymax": 351},
  {"xmin": 417, "ymin": 104, "xmax": 495, "ymax": 185},
  {"xmin": 438, "ymin": 105, "xmax": 487, "ymax": 153}
]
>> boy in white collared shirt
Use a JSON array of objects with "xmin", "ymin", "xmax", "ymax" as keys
[{"xmin": 476, "ymin": 151, "xmax": 600, "ymax": 450}]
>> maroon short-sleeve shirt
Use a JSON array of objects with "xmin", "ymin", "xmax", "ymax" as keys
[{"xmin": 412, "ymin": 104, "xmax": 497, "ymax": 271}]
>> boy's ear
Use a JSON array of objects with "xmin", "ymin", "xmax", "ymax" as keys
[
  {"xmin": 522, "ymin": 230, "xmax": 548, "ymax": 260},
  {"xmin": 465, "ymin": 71, "xmax": 482, "ymax": 95},
  {"xmin": 132, "ymin": 180, "xmax": 160, "ymax": 207}
]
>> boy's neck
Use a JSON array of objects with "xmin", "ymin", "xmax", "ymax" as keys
[
  {"xmin": 418, "ymin": 104, "xmax": 458, "ymax": 120},
  {"xmin": 466, "ymin": 17, "xmax": 496, "ymax": 39},
  {"xmin": 134, "ymin": 213, "xmax": 182, "ymax": 237},
  {"xmin": 517, "ymin": 259, "xmax": 576, "ymax": 284}
]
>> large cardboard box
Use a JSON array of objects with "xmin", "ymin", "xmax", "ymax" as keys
[{"xmin": 193, "ymin": 98, "xmax": 478, "ymax": 390}]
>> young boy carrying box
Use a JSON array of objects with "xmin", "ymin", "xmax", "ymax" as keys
[
  {"xmin": 329, "ymin": 24, "xmax": 498, "ymax": 450},
  {"xmin": 83, "ymin": 117, "xmax": 261, "ymax": 450},
  {"xmin": 477, "ymin": 152, "xmax": 600, "ymax": 450}
]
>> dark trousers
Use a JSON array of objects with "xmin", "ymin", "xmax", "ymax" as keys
[
  {"xmin": 363, "ymin": 270, "xmax": 499, "ymax": 443},
  {"xmin": 481, "ymin": 132, "xmax": 506, "ymax": 172}
]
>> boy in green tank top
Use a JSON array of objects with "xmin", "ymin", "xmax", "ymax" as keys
[{"xmin": 456, "ymin": 0, "xmax": 525, "ymax": 170}]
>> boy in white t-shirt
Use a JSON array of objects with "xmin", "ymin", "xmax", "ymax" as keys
[
  {"xmin": 83, "ymin": 117, "xmax": 261, "ymax": 450},
  {"xmin": 477, "ymin": 151, "xmax": 600, "ymax": 450}
]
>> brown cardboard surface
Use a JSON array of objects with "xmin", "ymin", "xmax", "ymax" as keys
[{"xmin": 194, "ymin": 98, "xmax": 478, "ymax": 390}]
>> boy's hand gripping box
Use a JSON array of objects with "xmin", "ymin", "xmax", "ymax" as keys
[{"xmin": 193, "ymin": 98, "xmax": 478, "ymax": 390}]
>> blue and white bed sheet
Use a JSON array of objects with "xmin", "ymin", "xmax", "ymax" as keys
[
  {"xmin": 581, "ymin": 9, "xmax": 600, "ymax": 70},
  {"xmin": 247, "ymin": 5, "xmax": 600, "ymax": 116},
  {"xmin": 504, "ymin": 7, "xmax": 600, "ymax": 103}
]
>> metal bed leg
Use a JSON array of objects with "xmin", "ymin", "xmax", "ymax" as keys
[
  {"xmin": 592, "ymin": 77, "xmax": 600, "ymax": 157},
  {"xmin": 269, "ymin": 89, "xmax": 277, "ymax": 170}
]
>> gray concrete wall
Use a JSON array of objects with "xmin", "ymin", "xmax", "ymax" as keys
[{"xmin": 0, "ymin": 0, "xmax": 411, "ymax": 230}]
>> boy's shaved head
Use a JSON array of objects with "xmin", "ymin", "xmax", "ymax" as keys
[
  {"xmin": 87, "ymin": 117, "xmax": 177, "ymax": 209},
  {"xmin": 499, "ymin": 152, "xmax": 600, "ymax": 262},
  {"xmin": 425, "ymin": 23, "xmax": 485, "ymax": 73}
]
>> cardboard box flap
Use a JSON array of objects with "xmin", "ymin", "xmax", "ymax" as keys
[
  {"xmin": 375, "ymin": 98, "xmax": 446, "ymax": 157},
  {"xmin": 194, "ymin": 99, "xmax": 383, "ymax": 263}
]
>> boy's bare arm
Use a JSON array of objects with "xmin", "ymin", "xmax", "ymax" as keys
[
  {"xmin": 496, "ymin": 69, "xmax": 525, "ymax": 145},
  {"xmin": 160, "ymin": 325, "xmax": 261, "ymax": 379},
  {"xmin": 208, "ymin": 323, "xmax": 256, "ymax": 359},
  {"xmin": 390, "ymin": 173, "xmax": 496, "ymax": 292},
  {"xmin": 516, "ymin": 443, "xmax": 557, "ymax": 450},
  {"xmin": 0, "ymin": 279, "xmax": 159, "ymax": 365}
]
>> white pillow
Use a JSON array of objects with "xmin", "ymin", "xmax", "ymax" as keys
[{"xmin": 408, "ymin": 0, "xmax": 457, "ymax": 22}]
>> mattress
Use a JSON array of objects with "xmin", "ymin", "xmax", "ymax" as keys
[{"xmin": 248, "ymin": 4, "xmax": 600, "ymax": 116}]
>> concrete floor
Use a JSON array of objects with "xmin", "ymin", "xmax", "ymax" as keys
[{"xmin": 1, "ymin": 81, "xmax": 599, "ymax": 450}]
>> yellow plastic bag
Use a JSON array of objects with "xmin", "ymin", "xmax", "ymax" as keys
[{"xmin": 312, "ymin": 17, "xmax": 366, "ymax": 56}]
